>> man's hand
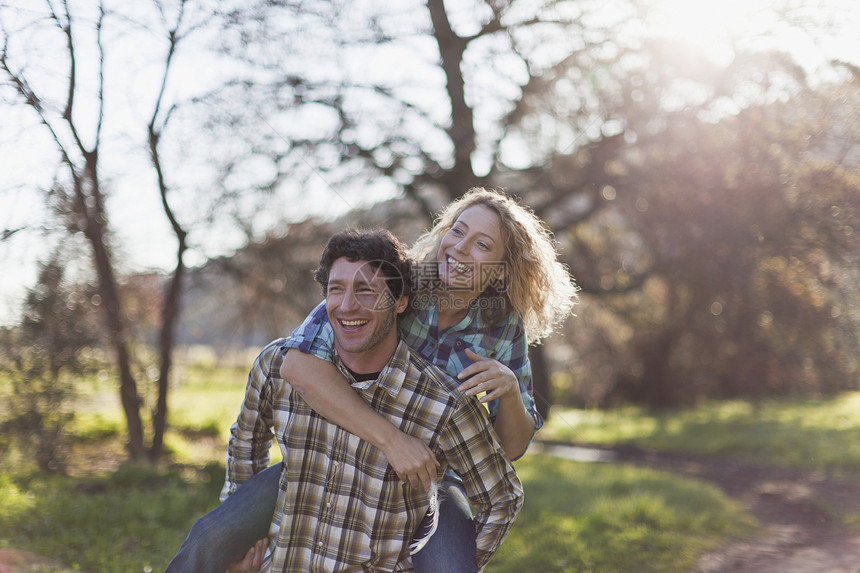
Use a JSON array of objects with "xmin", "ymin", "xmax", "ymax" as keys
[
  {"xmin": 227, "ymin": 537, "xmax": 268, "ymax": 573},
  {"xmin": 381, "ymin": 430, "xmax": 440, "ymax": 493}
]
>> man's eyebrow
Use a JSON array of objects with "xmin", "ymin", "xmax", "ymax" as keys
[{"xmin": 329, "ymin": 276, "xmax": 376, "ymax": 289}]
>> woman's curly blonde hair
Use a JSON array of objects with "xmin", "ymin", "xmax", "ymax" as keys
[{"xmin": 409, "ymin": 187, "xmax": 578, "ymax": 344}]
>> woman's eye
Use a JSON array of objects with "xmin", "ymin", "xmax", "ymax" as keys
[{"xmin": 477, "ymin": 241, "xmax": 490, "ymax": 250}]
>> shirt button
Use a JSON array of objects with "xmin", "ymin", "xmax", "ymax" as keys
[{"xmin": 318, "ymin": 541, "xmax": 324, "ymax": 547}]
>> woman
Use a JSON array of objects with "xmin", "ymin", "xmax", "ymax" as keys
[{"xmin": 167, "ymin": 188, "xmax": 577, "ymax": 573}]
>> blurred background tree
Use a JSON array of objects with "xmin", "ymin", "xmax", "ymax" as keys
[
  {"xmin": 191, "ymin": 0, "xmax": 858, "ymax": 413},
  {"xmin": 2, "ymin": 0, "xmax": 859, "ymax": 462},
  {"xmin": 564, "ymin": 81, "xmax": 860, "ymax": 408},
  {"xmin": 0, "ymin": 250, "xmax": 103, "ymax": 471},
  {"xmin": 1, "ymin": 0, "xmax": 221, "ymax": 460}
]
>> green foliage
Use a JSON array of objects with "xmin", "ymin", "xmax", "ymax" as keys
[
  {"xmin": 72, "ymin": 415, "xmax": 123, "ymax": 442},
  {"xmin": 0, "ymin": 463, "xmax": 224, "ymax": 572},
  {"xmin": 0, "ymin": 365, "xmax": 760, "ymax": 573},
  {"xmin": 488, "ymin": 456, "xmax": 754, "ymax": 573},
  {"xmin": 14, "ymin": 362, "xmax": 860, "ymax": 571},
  {"xmin": 0, "ymin": 454, "xmax": 749, "ymax": 573},
  {"xmin": 560, "ymin": 77, "xmax": 860, "ymax": 409},
  {"xmin": 0, "ymin": 473, "xmax": 35, "ymax": 523},
  {"xmin": 0, "ymin": 253, "xmax": 103, "ymax": 472},
  {"xmin": 544, "ymin": 392, "xmax": 860, "ymax": 474}
]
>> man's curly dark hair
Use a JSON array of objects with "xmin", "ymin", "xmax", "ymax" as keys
[{"xmin": 314, "ymin": 229, "xmax": 413, "ymax": 301}]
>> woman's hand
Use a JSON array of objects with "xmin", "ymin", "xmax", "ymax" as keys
[{"xmin": 456, "ymin": 348, "xmax": 518, "ymax": 403}]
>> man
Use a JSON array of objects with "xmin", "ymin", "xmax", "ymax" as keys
[{"xmin": 176, "ymin": 229, "xmax": 522, "ymax": 572}]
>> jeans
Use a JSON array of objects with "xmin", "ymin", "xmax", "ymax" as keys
[
  {"xmin": 412, "ymin": 479, "xmax": 479, "ymax": 573},
  {"xmin": 164, "ymin": 467, "xmax": 478, "ymax": 573},
  {"xmin": 164, "ymin": 463, "xmax": 282, "ymax": 573}
]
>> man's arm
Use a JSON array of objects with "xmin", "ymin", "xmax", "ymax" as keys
[
  {"xmin": 279, "ymin": 301, "xmax": 439, "ymax": 490},
  {"xmin": 221, "ymin": 341, "xmax": 278, "ymax": 501},
  {"xmin": 439, "ymin": 399, "xmax": 524, "ymax": 569},
  {"xmin": 280, "ymin": 350, "xmax": 439, "ymax": 492}
]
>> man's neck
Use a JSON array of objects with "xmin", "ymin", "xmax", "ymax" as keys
[
  {"xmin": 343, "ymin": 365, "xmax": 381, "ymax": 382},
  {"xmin": 336, "ymin": 335, "xmax": 399, "ymax": 375}
]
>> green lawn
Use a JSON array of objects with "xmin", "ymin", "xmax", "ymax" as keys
[
  {"xmin": 486, "ymin": 455, "xmax": 753, "ymax": 573},
  {"xmin": 542, "ymin": 393, "xmax": 860, "ymax": 475},
  {"xmin": 25, "ymin": 368, "xmax": 860, "ymax": 571},
  {"xmin": 0, "ymin": 452, "xmax": 755, "ymax": 573}
]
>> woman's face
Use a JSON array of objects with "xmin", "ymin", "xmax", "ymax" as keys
[{"xmin": 436, "ymin": 204, "xmax": 507, "ymax": 298}]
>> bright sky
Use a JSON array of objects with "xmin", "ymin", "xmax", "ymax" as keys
[
  {"xmin": 646, "ymin": 0, "xmax": 860, "ymax": 68},
  {"xmin": 1, "ymin": 0, "xmax": 859, "ymax": 326}
]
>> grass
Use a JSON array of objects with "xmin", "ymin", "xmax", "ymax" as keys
[
  {"xmin": 0, "ymin": 463, "xmax": 224, "ymax": 572},
  {"xmin": 26, "ymin": 364, "xmax": 860, "ymax": 571},
  {"xmin": 487, "ymin": 456, "xmax": 754, "ymax": 573},
  {"xmin": 542, "ymin": 392, "xmax": 860, "ymax": 475},
  {"xmin": 0, "ymin": 449, "xmax": 754, "ymax": 573}
]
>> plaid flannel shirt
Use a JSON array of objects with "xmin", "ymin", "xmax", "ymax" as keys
[
  {"xmin": 222, "ymin": 338, "xmax": 523, "ymax": 572},
  {"xmin": 283, "ymin": 301, "xmax": 544, "ymax": 445}
]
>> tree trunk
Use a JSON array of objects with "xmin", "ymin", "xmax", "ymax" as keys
[
  {"xmin": 640, "ymin": 330, "xmax": 681, "ymax": 410},
  {"xmin": 529, "ymin": 344, "xmax": 552, "ymax": 422},
  {"xmin": 80, "ymin": 170, "xmax": 145, "ymax": 459},
  {"xmin": 151, "ymin": 243, "xmax": 186, "ymax": 460},
  {"xmin": 148, "ymin": 91, "xmax": 189, "ymax": 459}
]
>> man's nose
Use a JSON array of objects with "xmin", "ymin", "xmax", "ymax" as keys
[{"xmin": 340, "ymin": 287, "xmax": 359, "ymax": 311}]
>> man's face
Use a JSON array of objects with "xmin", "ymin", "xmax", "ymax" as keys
[{"xmin": 326, "ymin": 258, "xmax": 407, "ymax": 365}]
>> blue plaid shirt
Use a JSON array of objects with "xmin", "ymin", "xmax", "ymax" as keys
[{"xmin": 280, "ymin": 300, "xmax": 543, "ymax": 454}]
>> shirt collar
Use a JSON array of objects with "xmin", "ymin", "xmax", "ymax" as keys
[{"xmin": 333, "ymin": 338, "xmax": 411, "ymax": 398}]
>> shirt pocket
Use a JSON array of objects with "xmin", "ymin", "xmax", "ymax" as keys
[{"xmin": 450, "ymin": 336, "xmax": 496, "ymax": 377}]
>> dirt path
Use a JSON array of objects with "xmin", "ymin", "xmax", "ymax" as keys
[{"xmin": 536, "ymin": 441, "xmax": 860, "ymax": 572}]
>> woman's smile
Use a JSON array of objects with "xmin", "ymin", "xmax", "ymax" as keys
[{"xmin": 436, "ymin": 204, "xmax": 505, "ymax": 297}]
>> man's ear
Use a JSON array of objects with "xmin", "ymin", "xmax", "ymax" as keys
[{"xmin": 395, "ymin": 295, "xmax": 409, "ymax": 314}]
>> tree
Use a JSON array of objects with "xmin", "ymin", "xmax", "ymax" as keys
[
  {"xmin": 4, "ymin": 0, "xmax": 858, "ymax": 438},
  {"xmin": 561, "ymin": 77, "xmax": 860, "ymax": 408},
  {"xmin": 201, "ymin": 0, "xmax": 858, "ymax": 412},
  {"xmin": 0, "ymin": 250, "xmax": 102, "ymax": 471},
  {"xmin": 188, "ymin": 0, "xmax": 628, "ymax": 415},
  {"xmin": 0, "ymin": 0, "xmax": 213, "ymax": 459}
]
